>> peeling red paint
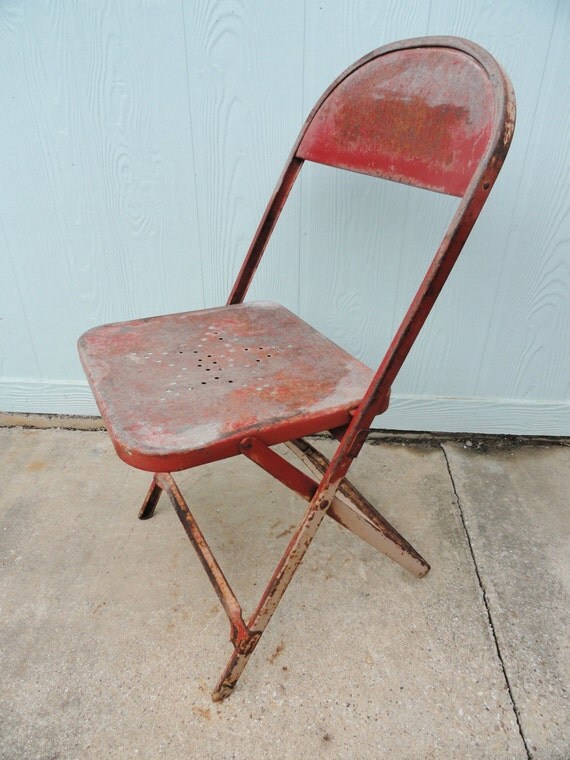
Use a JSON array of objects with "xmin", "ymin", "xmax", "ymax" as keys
[{"xmin": 297, "ymin": 48, "xmax": 495, "ymax": 197}]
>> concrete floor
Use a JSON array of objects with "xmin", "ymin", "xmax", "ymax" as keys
[{"xmin": 0, "ymin": 427, "xmax": 568, "ymax": 759}]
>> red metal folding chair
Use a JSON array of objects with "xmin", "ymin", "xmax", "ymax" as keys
[{"xmin": 78, "ymin": 36, "xmax": 515, "ymax": 700}]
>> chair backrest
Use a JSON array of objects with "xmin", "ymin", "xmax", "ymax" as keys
[
  {"xmin": 227, "ymin": 36, "xmax": 515, "ymax": 457},
  {"xmin": 296, "ymin": 43, "xmax": 500, "ymax": 197}
]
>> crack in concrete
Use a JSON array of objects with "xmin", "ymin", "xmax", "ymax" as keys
[{"xmin": 440, "ymin": 443, "xmax": 532, "ymax": 760}]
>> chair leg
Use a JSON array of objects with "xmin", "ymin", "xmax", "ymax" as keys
[
  {"xmin": 212, "ymin": 483, "xmax": 335, "ymax": 701},
  {"xmin": 286, "ymin": 438, "xmax": 430, "ymax": 577},
  {"xmin": 154, "ymin": 473, "xmax": 252, "ymax": 652},
  {"xmin": 145, "ymin": 469, "xmax": 333, "ymax": 701},
  {"xmin": 138, "ymin": 476, "xmax": 163, "ymax": 520},
  {"xmin": 212, "ymin": 649, "xmax": 251, "ymax": 702},
  {"xmin": 141, "ymin": 442, "xmax": 428, "ymax": 701}
]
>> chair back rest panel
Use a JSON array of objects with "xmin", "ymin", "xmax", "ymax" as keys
[{"xmin": 296, "ymin": 47, "xmax": 496, "ymax": 197}]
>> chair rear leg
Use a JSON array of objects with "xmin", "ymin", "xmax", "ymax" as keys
[
  {"xmin": 286, "ymin": 438, "xmax": 430, "ymax": 577},
  {"xmin": 138, "ymin": 476, "xmax": 163, "ymax": 520}
]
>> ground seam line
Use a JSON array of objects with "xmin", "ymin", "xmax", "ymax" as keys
[{"xmin": 440, "ymin": 443, "xmax": 532, "ymax": 760}]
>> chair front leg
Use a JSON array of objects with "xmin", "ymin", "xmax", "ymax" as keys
[{"xmin": 212, "ymin": 482, "xmax": 335, "ymax": 701}]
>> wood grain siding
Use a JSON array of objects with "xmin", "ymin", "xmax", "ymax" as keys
[
  {"xmin": 181, "ymin": 2, "xmax": 304, "ymax": 310},
  {"xmin": 0, "ymin": 1, "xmax": 568, "ymax": 434},
  {"xmin": 473, "ymin": 0, "xmax": 570, "ymax": 404}
]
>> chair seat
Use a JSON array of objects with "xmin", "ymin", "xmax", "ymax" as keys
[{"xmin": 78, "ymin": 302, "xmax": 374, "ymax": 471}]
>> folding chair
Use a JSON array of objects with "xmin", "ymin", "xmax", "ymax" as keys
[{"xmin": 78, "ymin": 36, "xmax": 515, "ymax": 700}]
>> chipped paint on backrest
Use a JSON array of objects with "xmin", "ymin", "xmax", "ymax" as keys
[{"xmin": 296, "ymin": 46, "xmax": 496, "ymax": 197}]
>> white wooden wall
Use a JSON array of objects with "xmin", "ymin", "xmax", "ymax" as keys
[{"xmin": 1, "ymin": 0, "xmax": 568, "ymax": 434}]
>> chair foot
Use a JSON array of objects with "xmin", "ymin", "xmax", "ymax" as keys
[
  {"xmin": 211, "ymin": 648, "xmax": 254, "ymax": 702},
  {"xmin": 138, "ymin": 477, "xmax": 163, "ymax": 520}
]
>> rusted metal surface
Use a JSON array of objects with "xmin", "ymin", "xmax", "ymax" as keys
[
  {"xmin": 79, "ymin": 36, "xmax": 515, "ymax": 701},
  {"xmin": 78, "ymin": 301, "xmax": 372, "ymax": 472}
]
